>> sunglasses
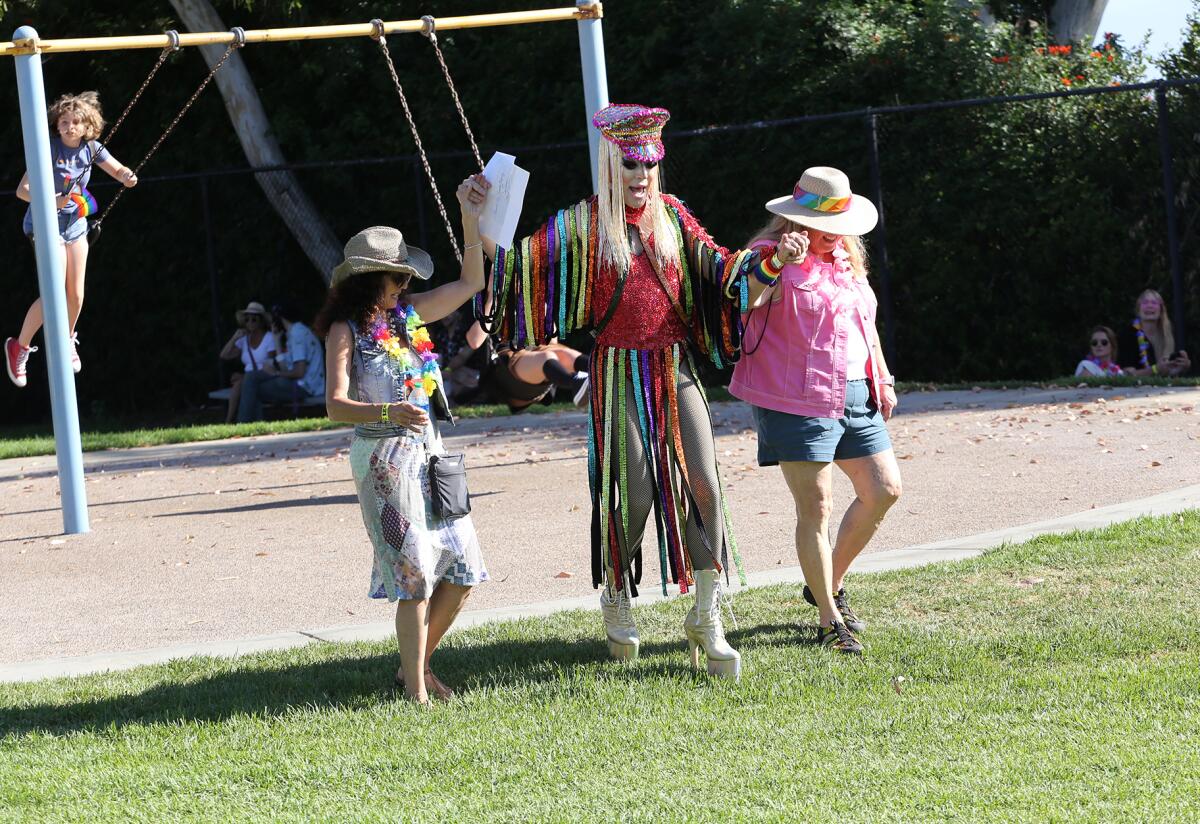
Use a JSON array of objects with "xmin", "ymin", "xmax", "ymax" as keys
[
  {"xmin": 621, "ymin": 159, "xmax": 658, "ymax": 171},
  {"xmin": 1090, "ymin": 338, "xmax": 1110, "ymax": 346}
]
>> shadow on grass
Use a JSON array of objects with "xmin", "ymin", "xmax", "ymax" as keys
[{"xmin": 0, "ymin": 619, "xmax": 811, "ymax": 737}]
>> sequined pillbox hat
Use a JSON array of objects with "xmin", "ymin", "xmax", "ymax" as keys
[{"xmin": 592, "ymin": 103, "xmax": 671, "ymax": 163}]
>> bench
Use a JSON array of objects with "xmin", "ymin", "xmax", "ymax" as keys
[{"xmin": 207, "ymin": 387, "xmax": 325, "ymax": 417}]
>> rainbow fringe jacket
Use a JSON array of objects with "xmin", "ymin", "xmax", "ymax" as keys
[{"xmin": 480, "ymin": 194, "xmax": 762, "ymax": 597}]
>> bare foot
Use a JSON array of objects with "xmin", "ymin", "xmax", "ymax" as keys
[
  {"xmin": 394, "ymin": 667, "xmax": 454, "ymax": 701},
  {"xmin": 424, "ymin": 668, "xmax": 455, "ymax": 701}
]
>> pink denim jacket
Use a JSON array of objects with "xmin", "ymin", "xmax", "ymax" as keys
[{"xmin": 730, "ymin": 243, "xmax": 883, "ymax": 418}]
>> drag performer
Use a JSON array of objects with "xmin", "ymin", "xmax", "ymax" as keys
[{"xmin": 480, "ymin": 104, "xmax": 803, "ymax": 679}]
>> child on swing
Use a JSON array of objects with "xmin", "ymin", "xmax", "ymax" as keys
[{"xmin": 6, "ymin": 91, "xmax": 138, "ymax": 388}]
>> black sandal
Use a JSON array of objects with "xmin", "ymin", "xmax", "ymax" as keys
[{"xmin": 817, "ymin": 620, "xmax": 863, "ymax": 655}]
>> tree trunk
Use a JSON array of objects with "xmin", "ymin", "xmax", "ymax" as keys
[
  {"xmin": 167, "ymin": 0, "xmax": 342, "ymax": 286},
  {"xmin": 1050, "ymin": 0, "xmax": 1110, "ymax": 44}
]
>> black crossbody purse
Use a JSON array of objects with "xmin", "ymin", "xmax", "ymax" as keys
[{"xmin": 428, "ymin": 451, "xmax": 471, "ymax": 520}]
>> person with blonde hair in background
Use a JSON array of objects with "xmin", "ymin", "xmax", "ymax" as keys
[
  {"xmin": 6, "ymin": 91, "xmax": 138, "ymax": 388},
  {"xmin": 1117, "ymin": 289, "xmax": 1190, "ymax": 377}
]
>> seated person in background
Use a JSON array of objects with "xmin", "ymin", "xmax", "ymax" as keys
[
  {"xmin": 1075, "ymin": 325, "xmax": 1124, "ymax": 377},
  {"xmin": 235, "ymin": 300, "xmax": 325, "ymax": 422},
  {"xmin": 219, "ymin": 301, "xmax": 275, "ymax": 423},
  {"xmin": 1117, "ymin": 289, "xmax": 1191, "ymax": 377},
  {"xmin": 430, "ymin": 308, "xmax": 591, "ymax": 410}
]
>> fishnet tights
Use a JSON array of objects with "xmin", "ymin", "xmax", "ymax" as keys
[{"xmin": 611, "ymin": 360, "xmax": 723, "ymax": 574}]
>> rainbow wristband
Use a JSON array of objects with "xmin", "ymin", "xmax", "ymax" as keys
[{"xmin": 754, "ymin": 252, "xmax": 783, "ymax": 286}]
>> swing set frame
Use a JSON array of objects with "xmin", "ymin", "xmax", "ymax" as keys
[{"xmin": 5, "ymin": 3, "xmax": 609, "ymax": 535}]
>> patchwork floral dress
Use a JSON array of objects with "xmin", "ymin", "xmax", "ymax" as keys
[{"xmin": 346, "ymin": 309, "xmax": 487, "ymax": 601}]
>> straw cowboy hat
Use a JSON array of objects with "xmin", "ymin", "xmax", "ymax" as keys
[
  {"xmin": 235, "ymin": 301, "xmax": 272, "ymax": 326},
  {"xmin": 765, "ymin": 166, "xmax": 878, "ymax": 237},
  {"xmin": 331, "ymin": 226, "xmax": 435, "ymax": 286}
]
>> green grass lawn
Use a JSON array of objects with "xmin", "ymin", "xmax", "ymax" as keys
[{"xmin": 3, "ymin": 513, "xmax": 1198, "ymax": 821}]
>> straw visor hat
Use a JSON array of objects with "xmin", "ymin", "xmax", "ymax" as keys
[
  {"xmin": 235, "ymin": 301, "xmax": 272, "ymax": 325},
  {"xmin": 765, "ymin": 167, "xmax": 878, "ymax": 237},
  {"xmin": 331, "ymin": 226, "xmax": 435, "ymax": 286}
]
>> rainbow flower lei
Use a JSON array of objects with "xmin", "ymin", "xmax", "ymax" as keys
[
  {"xmin": 1086, "ymin": 356, "xmax": 1123, "ymax": 376},
  {"xmin": 370, "ymin": 303, "xmax": 439, "ymax": 400},
  {"xmin": 1132, "ymin": 317, "xmax": 1151, "ymax": 369}
]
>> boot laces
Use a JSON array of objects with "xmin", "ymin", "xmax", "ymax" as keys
[
  {"xmin": 617, "ymin": 590, "xmax": 633, "ymax": 626},
  {"xmin": 16, "ymin": 345, "xmax": 36, "ymax": 369},
  {"xmin": 713, "ymin": 578, "xmax": 738, "ymax": 631}
]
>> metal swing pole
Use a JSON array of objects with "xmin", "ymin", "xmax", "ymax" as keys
[
  {"xmin": 575, "ymin": 1, "xmax": 609, "ymax": 192},
  {"xmin": 12, "ymin": 26, "xmax": 89, "ymax": 534}
]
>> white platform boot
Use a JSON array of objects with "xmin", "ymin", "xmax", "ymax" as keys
[
  {"xmin": 684, "ymin": 569, "xmax": 741, "ymax": 680},
  {"xmin": 600, "ymin": 587, "xmax": 640, "ymax": 660}
]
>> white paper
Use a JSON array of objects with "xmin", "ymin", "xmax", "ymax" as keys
[{"xmin": 479, "ymin": 151, "xmax": 528, "ymax": 250}]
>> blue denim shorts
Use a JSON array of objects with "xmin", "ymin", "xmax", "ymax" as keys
[
  {"xmin": 753, "ymin": 380, "xmax": 892, "ymax": 466},
  {"xmin": 24, "ymin": 212, "xmax": 88, "ymax": 244}
]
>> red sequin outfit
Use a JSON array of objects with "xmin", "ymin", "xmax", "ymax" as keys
[{"xmin": 591, "ymin": 203, "xmax": 690, "ymax": 349}]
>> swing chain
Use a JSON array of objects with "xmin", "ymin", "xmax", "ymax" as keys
[
  {"xmin": 419, "ymin": 15, "xmax": 495, "ymax": 330},
  {"xmin": 92, "ymin": 37, "xmax": 242, "ymax": 235},
  {"xmin": 372, "ymin": 20, "xmax": 463, "ymax": 264},
  {"xmin": 421, "ymin": 16, "xmax": 484, "ymax": 173},
  {"xmin": 65, "ymin": 34, "xmax": 179, "ymax": 204},
  {"xmin": 108, "ymin": 35, "xmax": 178, "ymax": 147}
]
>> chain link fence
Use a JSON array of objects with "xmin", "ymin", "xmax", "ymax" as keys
[{"xmin": 3, "ymin": 78, "xmax": 1198, "ymax": 425}]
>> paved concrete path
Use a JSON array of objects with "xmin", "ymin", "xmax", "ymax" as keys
[{"xmin": 2, "ymin": 385, "xmax": 1198, "ymax": 678}]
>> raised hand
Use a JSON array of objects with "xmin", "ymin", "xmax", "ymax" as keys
[
  {"xmin": 776, "ymin": 230, "xmax": 810, "ymax": 265},
  {"xmin": 456, "ymin": 173, "xmax": 490, "ymax": 220}
]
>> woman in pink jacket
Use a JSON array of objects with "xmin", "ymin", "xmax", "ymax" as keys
[{"xmin": 730, "ymin": 167, "xmax": 901, "ymax": 655}]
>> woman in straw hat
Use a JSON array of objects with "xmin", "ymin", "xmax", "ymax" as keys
[
  {"xmin": 480, "ymin": 104, "xmax": 807, "ymax": 680},
  {"xmin": 316, "ymin": 174, "xmax": 491, "ymax": 705},
  {"xmin": 218, "ymin": 301, "xmax": 276, "ymax": 424},
  {"xmin": 730, "ymin": 166, "xmax": 902, "ymax": 655}
]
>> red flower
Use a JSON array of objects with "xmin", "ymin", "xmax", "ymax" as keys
[{"xmin": 1061, "ymin": 77, "xmax": 1072, "ymax": 86}]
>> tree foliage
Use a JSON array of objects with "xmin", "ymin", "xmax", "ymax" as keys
[{"xmin": 0, "ymin": 1, "xmax": 1194, "ymax": 425}]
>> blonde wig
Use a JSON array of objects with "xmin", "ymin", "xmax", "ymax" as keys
[
  {"xmin": 47, "ymin": 91, "xmax": 105, "ymax": 141},
  {"xmin": 748, "ymin": 213, "xmax": 869, "ymax": 280},
  {"xmin": 596, "ymin": 139, "xmax": 679, "ymax": 273},
  {"xmin": 1135, "ymin": 288, "xmax": 1175, "ymax": 356}
]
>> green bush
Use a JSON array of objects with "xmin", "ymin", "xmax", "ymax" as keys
[{"xmin": 0, "ymin": 1, "xmax": 1193, "ymax": 426}]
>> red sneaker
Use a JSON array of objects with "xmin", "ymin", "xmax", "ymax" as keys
[{"xmin": 5, "ymin": 337, "xmax": 36, "ymax": 388}]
